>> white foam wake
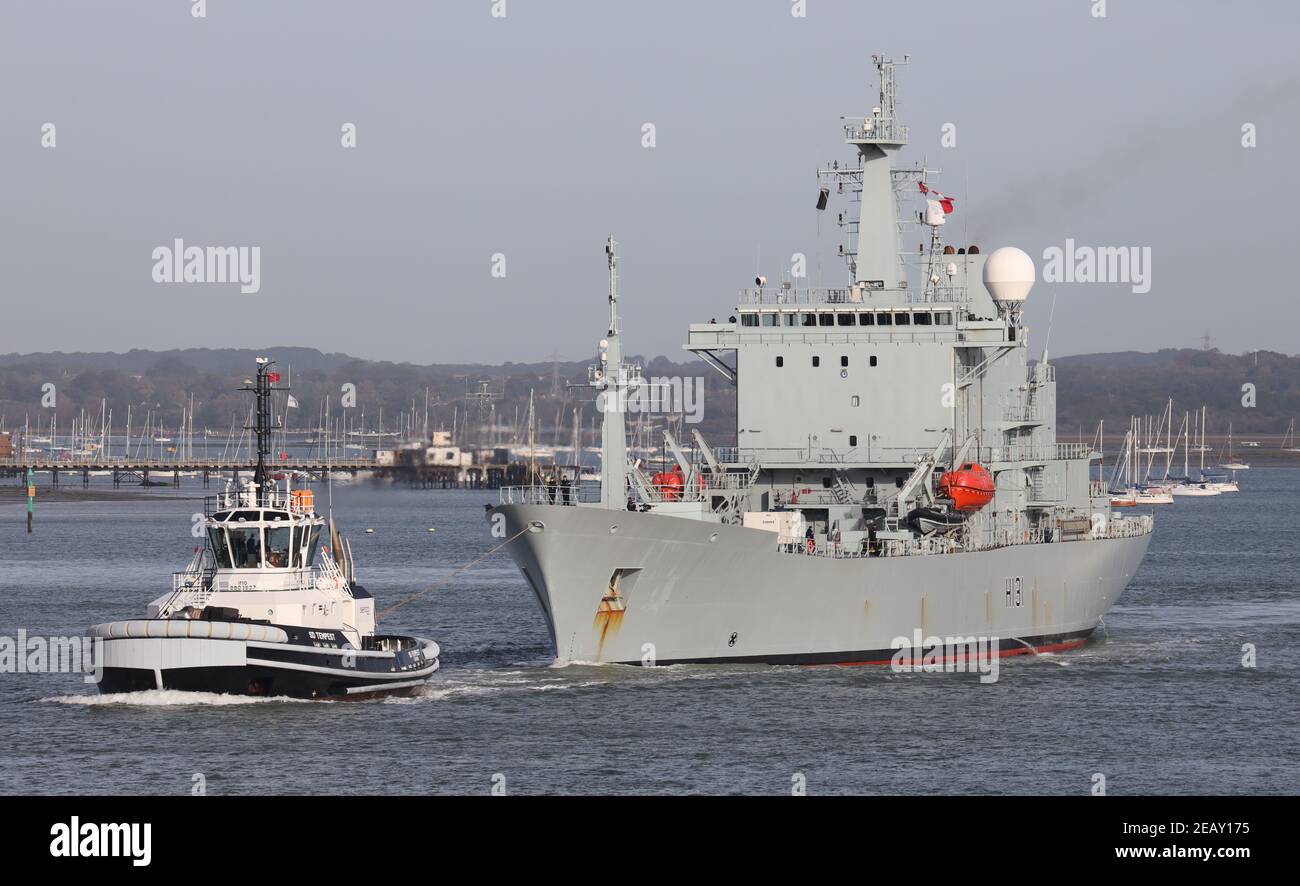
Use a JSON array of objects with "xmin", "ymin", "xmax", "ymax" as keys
[{"xmin": 43, "ymin": 689, "xmax": 317, "ymax": 707}]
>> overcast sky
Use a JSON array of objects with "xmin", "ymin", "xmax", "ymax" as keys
[{"xmin": 2, "ymin": 0, "xmax": 1297, "ymax": 364}]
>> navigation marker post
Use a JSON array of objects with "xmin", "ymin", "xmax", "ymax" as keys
[{"xmin": 26, "ymin": 467, "xmax": 35, "ymax": 533}]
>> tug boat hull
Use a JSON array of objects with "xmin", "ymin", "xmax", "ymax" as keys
[{"xmin": 90, "ymin": 621, "xmax": 439, "ymax": 699}]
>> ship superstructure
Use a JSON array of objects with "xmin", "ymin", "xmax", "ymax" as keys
[{"xmin": 490, "ymin": 57, "xmax": 1152, "ymax": 666}]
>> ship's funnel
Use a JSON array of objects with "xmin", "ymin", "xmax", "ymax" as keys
[{"xmin": 982, "ymin": 246, "xmax": 1035, "ymax": 310}]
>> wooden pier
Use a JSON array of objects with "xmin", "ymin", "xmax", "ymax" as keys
[{"xmin": 0, "ymin": 458, "xmax": 576, "ymax": 490}]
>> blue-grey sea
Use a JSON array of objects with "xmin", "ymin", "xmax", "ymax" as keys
[{"xmin": 1, "ymin": 471, "xmax": 1297, "ymax": 795}]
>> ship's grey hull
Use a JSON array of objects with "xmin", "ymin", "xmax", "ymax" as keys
[{"xmin": 490, "ymin": 504, "xmax": 1151, "ymax": 666}]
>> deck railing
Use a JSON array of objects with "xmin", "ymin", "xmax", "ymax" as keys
[{"xmin": 776, "ymin": 513, "xmax": 1152, "ymax": 560}]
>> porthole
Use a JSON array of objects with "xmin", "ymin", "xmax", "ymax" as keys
[{"xmin": 609, "ymin": 525, "xmax": 619, "ymax": 534}]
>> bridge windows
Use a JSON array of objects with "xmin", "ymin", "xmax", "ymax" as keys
[
  {"xmin": 876, "ymin": 312, "xmax": 892, "ymax": 326},
  {"xmin": 837, "ymin": 313, "xmax": 855, "ymax": 326},
  {"xmin": 914, "ymin": 312, "xmax": 932, "ymax": 326},
  {"xmin": 299, "ymin": 525, "xmax": 321, "ymax": 568},
  {"xmin": 801, "ymin": 313, "xmax": 817, "ymax": 327},
  {"xmin": 818, "ymin": 313, "xmax": 834, "ymax": 327},
  {"xmin": 895, "ymin": 312, "xmax": 911, "ymax": 326},
  {"xmin": 859, "ymin": 312, "xmax": 874, "ymax": 326},
  {"xmin": 227, "ymin": 525, "xmax": 263, "ymax": 569},
  {"xmin": 935, "ymin": 311, "xmax": 952, "ymax": 325},
  {"xmin": 266, "ymin": 526, "xmax": 292, "ymax": 569},
  {"xmin": 761, "ymin": 313, "xmax": 778, "ymax": 327},
  {"xmin": 209, "ymin": 527, "xmax": 233, "ymax": 568},
  {"xmin": 207, "ymin": 516, "xmax": 323, "ymax": 571},
  {"xmin": 782, "ymin": 313, "xmax": 797, "ymax": 327},
  {"xmin": 740, "ymin": 313, "xmax": 759, "ymax": 327}
]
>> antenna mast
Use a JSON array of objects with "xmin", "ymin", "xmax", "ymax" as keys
[
  {"xmin": 243, "ymin": 357, "xmax": 283, "ymax": 507},
  {"xmin": 595, "ymin": 235, "xmax": 636, "ymax": 509}
]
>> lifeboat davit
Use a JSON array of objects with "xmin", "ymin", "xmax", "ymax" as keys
[{"xmin": 937, "ymin": 463, "xmax": 994, "ymax": 511}]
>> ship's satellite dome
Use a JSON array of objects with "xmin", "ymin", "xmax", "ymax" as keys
[{"xmin": 982, "ymin": 246, "xmax": 1035, "ymax": 303}]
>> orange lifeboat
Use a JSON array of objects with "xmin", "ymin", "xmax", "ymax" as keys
[
  {"xmin": 652, "ymin": 466, "xmax": 684, "ymax": 501},
  {"xmin": 938, "ymin": 463, "xmax": 994, "ymax": 511}
]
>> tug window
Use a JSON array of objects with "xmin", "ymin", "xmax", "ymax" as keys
[
  {"xmin": 859, "ymin": 313, "xmax": 874, "ymax": 326},
  {"xmin": 266, "ymin": 526, "xmax": 292, "ymax": 569},
  {"xmin": 837, "ymin": 313, "xmax": 855, "ymax": 326},
  {"xmin": 740, "ymin": 313, "xmax": 759, "ymax": 327},
  {"xmin": 776, "ymin": 356, "xmax": 784, "ymax": 367},
  {"xmin": 227, "ymin": 525, "xmax": 263, "ymax": 569},
  {"xmin": 761, "ymin": 313, "xmax": 778, "ymax": 327},
  {"xmin": 299, "ymin": 526, "xmax": 321, "ymax": 568},
  {"xmin": 914, "ymin": 312, "xmax": 932, "ymax": 326},
  {"xmin": 818, "ymin": 313, "xmax": 834, "ymax": 327},
  {"xmin": 801, "ymin": 313, "xmax": 817, "ymax": 327},
  {"xmin": 895, "ymin": 312, "xmax": 911, "ymax": 326},
  {"xmin": 876, "ymin": 312, "xmax": 892, "ymax": 326},
  {"xmin": 209, "ymin": 527, "xmax": 233, "ymax": 568},
  {"xmin": 812, "ymin": 356, "xmax": 821, "ymax": 367}
]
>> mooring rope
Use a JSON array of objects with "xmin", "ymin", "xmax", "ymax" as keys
[{"xmin": 376, "ymin": 524, "xmax": 531, "ymax": 619}]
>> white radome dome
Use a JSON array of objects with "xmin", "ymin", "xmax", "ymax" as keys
[{"xmin": 982, "ymin": 246, "xmax": 1035, "ymax": 303}]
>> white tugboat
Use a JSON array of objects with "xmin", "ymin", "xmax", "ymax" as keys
[{"xmin": 90, "ymin": 358, "xmax": 440, "ymax": 699}]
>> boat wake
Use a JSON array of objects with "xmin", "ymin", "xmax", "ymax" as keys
[
  {"xmin": 42, "ymin": 689, "xmax": 318, "ymax": 707},
  {"xmin": 386, "ymin": 659, "xmax": 791, "ymax": 703}
]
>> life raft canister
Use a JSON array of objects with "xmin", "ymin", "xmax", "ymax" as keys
[{"xmin": 937, "ymin": 463, "xmax": 995, "ymax": 511}]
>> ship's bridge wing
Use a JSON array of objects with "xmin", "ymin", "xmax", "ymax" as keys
[{"xmin": 685, "ymin": 321, "xmax": 738, "ymax": 383}]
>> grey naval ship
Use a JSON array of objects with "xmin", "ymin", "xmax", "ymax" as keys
[{"xmin": 489, "ymin": 56, "xmax": 1152, "ymax": 666}]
